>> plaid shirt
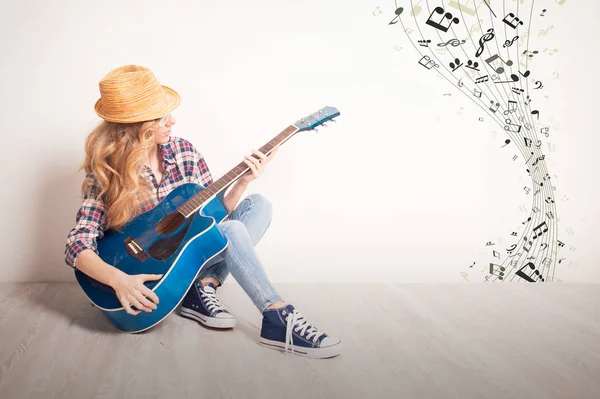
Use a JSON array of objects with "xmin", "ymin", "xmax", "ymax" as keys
[{"xmin": 64, "ymin": 136, "xmax": 213, "ymax": 269}]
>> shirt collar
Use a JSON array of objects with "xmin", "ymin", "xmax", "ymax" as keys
[{"xmin": 159, "ymin": 138, "xmax": 177, "ymax": 166}]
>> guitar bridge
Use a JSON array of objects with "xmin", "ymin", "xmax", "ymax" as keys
[{"xmin": 124, "ymin": 237, "xmax": 149, "ymax": 262}]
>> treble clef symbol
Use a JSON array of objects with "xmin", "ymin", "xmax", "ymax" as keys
[
  {"xmin": 475, "ymin": 28, "xmax": 495, "ymax": 58},
  {"xmin": 437, "ymin": 38, "xmax": 467, "ymax": 47},
  {"xmin": 503, "ymin": 36, "xmax": 519, "ymax": 48}
]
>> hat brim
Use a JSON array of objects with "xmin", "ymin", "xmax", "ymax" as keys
[{"xmin": 94, "ymin": 85, "xmax": 181, "ymax": 123}]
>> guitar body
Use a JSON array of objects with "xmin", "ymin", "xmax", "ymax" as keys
[{"xmin": 74, "ymin": 183, "xmax": 230, "ymax": 333}]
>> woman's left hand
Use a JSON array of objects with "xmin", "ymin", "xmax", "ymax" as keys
[{"xmin": 239, "ymin": 145, "xmax": 280, "ymax": 185}]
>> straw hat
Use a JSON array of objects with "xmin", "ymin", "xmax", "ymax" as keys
[{"xmin": 94, "ymin": 65, "xmax": 180, "ymax": 123}]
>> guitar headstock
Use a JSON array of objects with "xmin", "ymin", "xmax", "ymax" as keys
[{"xmin": 293, "ymin": 106, "xmax": 340, "ymax": 132}]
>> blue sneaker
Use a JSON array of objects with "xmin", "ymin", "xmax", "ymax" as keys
[
  {"xmin": 260, "ymin": 304, "xmax": 341, "ymax": 358},
  {"xmin": 180, "ymin": 282, "xmax": 236, "ymax": 329}
]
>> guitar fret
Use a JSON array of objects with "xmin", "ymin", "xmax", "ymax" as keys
[{"xmin": 179, "ymin": 124, "xmax": 302, "ymax": 217}]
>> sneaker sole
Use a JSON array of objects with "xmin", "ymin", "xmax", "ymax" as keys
[
  {"xmin": 180, "ymin": 307, "xmax": 236, "ymax": 329},
  {"xmin": 259, "ymin": 337, "xmax": 342, "ymax": 359}
]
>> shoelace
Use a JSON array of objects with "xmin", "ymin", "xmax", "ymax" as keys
[
  {"xmin": 200, "ymin": 286, "xmax": 227, "ymax": 314},
  {"xmin": 285, "ymin": 309, "xmax": 325, "ymax": 356}
]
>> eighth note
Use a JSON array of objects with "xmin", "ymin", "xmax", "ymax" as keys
[
  {"xmin": 485, "ymin": 54, "xmax": 513, "ymax": 74},
  {"xmin": 490, "ymin": 263, "xmax": 506, "ymax": 280},
  {"xmin": 523, "ymin": 50, "xmax": 539, "ymax": 58}
]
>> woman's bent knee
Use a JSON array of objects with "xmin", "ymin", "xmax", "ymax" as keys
[{"xmin": 248, "ymin": 193, "xmax": 272, "ymax": 218}]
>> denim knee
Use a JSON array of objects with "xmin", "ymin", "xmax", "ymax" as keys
[
  {"xmin": 248, "ymin": 193, "xmax": 272, "ymax": 222},
  {"xmin": 221, "ymin": 219, "xmax": 247, "ymax": 238}
]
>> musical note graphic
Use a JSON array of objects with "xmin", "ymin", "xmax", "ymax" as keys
[
  {"xmin": 385, "ymin": 0, "xmax": 562, "ymax": 283},
  {"xmin": 504, "ymin": 100, "xmax": 517, "ymax": 115},
  {"xmin": 523, "ymin": 50, "xmax": 539, "ymax": 58},
  {"xmin": 418, "ymin": 55, "xmax": 439, "ymax": 69},
  {"xmin": 502, "ymin": 13, "xmax": 524, "ymax": 29},
  {"xmin": 490, "ymin": 263, "xmax": 506, "ymax": 280},
  {"xmin": 485, "ymin": 54, "xmax": 513, "ymax": 74},
  {"xmin": 465, "ymin": 59, "xmax": 479, "ymax": 71},
  {"xmin": 504, "ymin": 118, "xmax": 521, "ymax": 133},
  {"xmin": 388, "ymin": 7, "xmax": 404, "ymax": 25},
  {"xmin": 425, "ymin": 7, "xmax": 460, "ymax": 32},
  {"xmin": 543, "ymin": 48, "xmax": 559, "ymax": 55},
  {"xmin": 495, "ymin": 74, "xmax": 519, "ymax": 84},
  {"xmin": 449, "ymin": 58, "xmax": 463, "ymax": 71},
  {"xmin": 516, "ymin": 262, "xmax": 545, "ymax": 282},
  {"xmin": 409, "ymin": 0, "xmax": 423, "ymax": 16},
  {"xmin": 538, "ymin": 25, "xmax": 554, "ymax": 37}
]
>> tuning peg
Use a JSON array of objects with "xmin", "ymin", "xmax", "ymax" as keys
[
  {"xmin": 321, "ymin": 123, "xmax": 327, "ymax": 127},
  {"xmin": 314, "ymin": 128, "xmax": 319, "ymax": 133}
]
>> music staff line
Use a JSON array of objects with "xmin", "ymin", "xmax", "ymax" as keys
[
  {"xmin": 409, "ymin": 6, "xmax": 541, "ymax": 142},
  {"xmin": 395, "ymin": 1, "xmax": 560, "ymax": 282}
]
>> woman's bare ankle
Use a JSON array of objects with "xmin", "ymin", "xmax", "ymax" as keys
[
  {"xmin": 266, "ymin": 301, "xmax": 286, "ymax": 310},
  {"xmin": 200, "ymin": 277, "xmax": 220, "ymax": 288}
]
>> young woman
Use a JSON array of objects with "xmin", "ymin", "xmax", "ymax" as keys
[{"xmin": 64, "ymin": 65, "xmax": 341, "ymax": 359}]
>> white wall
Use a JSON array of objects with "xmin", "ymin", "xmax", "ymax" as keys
[{"xmin": 0, "ymin": 0, "xmax": 596, "ymax": 283}]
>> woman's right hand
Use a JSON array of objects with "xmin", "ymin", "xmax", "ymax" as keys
[{"xmin": 110, "ymin": 271, "xmax": 163, "ymax": 315}]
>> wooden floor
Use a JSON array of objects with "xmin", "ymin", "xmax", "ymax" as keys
[{"xmin": 0, "ymin": 282, "xmax": 598, "ymax": 399}]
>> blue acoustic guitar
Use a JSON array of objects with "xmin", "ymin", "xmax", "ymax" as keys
[{"xmin": 75, "ymin": 106, "xmax": 340, "ymax": 333}]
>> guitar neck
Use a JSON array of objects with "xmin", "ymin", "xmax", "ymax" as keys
[{"xmin": 178, "ymin": 124, "xmax": 300, "ymax": 217}]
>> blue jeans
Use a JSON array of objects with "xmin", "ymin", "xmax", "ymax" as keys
[{"xmin": 195, "ymin": 193, "xmax": 284, "ymax": 313}]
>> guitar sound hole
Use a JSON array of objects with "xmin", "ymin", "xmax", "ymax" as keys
[
  {"xmin": 148, "ymin": 213, "xmax": 193, "ymax": 261},
  {"xmin": 156, "ymin": 212, "xmax": 185, "ymax": 235}
]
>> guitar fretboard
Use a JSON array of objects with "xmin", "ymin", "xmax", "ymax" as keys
[{"xmin": 178, "ymin": 125, "xmax": 299, "ymax": 217}]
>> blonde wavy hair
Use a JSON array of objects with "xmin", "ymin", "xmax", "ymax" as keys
[{"xmin": 79, "ymin": 117, "xmax": 163, "ymax": 231}]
